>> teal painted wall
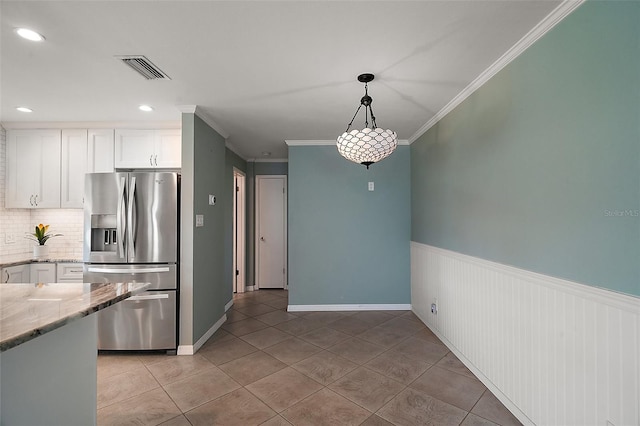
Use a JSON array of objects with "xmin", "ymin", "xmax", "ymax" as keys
[
  {"xmin": 225, "ymin": 148, "xmax": 247, "ymax": 301},
  {"xmin": 411, "ymin": 1, "xmax": 639, "ymax": 296},
  {"xmin": 254, "ymin": 161, "xmax": 288, "ymax": 176},
  {"xmin": 192, "ymin": 114, "xmax": 227, "ymax": 341},
  {"xmin": 289, "ymin": 146, "xmax": 411, "ymax": 305}
]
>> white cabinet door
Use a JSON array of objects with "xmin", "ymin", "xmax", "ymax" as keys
[
  {"xmin": 1, "ymin": 264, "xmax": 30, "ymax": 283},
  {"xmin": 61, "ymin": 129, "xmax": 88, "ymax": 208},
  {"xmin": 30, "ymin": 263, "xmax": 56, "ymax": 283},
  {"xmin": 56, "ymin": 263, "xmax": 84, "ymax": 283},
  {"xmin": 114, "ymin": 129, "xmax": 156, "ymax": 168},
  {"xmin": 88, "ymin": 129, "xmax": 115, "ymax": 173},
  {"xmin": 5, "ymin": 130, "xmax": 61, "ymax": 208},
  {"xmin": 114, "ymin": 129, "xmax": 181, "ymax": 169},
  {"xmin": 155, "ymin": 129, "xmax": 182, "ymax": 168}
]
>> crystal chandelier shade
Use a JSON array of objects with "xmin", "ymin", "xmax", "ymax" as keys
[{"xmin": 336, "ymin": 73, "xmax": 398, "ymax": 169}]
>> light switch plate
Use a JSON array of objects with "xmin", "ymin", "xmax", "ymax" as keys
[
  {"xmin": 368, "ymin": 182, "xmax": 375, "ymax": 191},
  {"xmin": 195, "ymin": 214, "xmax": 204, "ymax": 227}
]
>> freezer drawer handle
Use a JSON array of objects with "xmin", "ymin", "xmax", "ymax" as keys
[
  {"xmin": 128, "ymin": 294, "xmax": 170, "ymax": 301},
  {"xmin": 87, "ymin": 267, "xmax": 171, "ymax": 274}
]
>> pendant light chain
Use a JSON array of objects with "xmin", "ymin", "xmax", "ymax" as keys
[{"xmin": 344, "ymin": 103, "xmax": 364, "ymax": 133}]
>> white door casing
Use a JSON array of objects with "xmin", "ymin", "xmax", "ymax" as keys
[
  {"xmin": 255, "ymin": 175, "xmax": 287, "ymax": 289},
  {"xmin": 233, "ymin": 168, "xmax": 246, "ymax": 293}
]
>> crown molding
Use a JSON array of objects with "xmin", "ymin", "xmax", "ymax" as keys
[
  {"xmin": 177, "ymin": 105, "xmax": 230, "ymax": 140},
  {"xmin": 176, "ymin": 105, "xmax": 196, "ymax": 114},
  {"xmin": 0, "ymin": 121, "xmax": 181, "ymax": 129},
  {"xmin": 408, "ymin": 0, "xmax": 586, "ymax": 144},
  {"xmin": 285, "ymin": 139, "xmax": 409, "ymax": 146},
  {"xmin": 285, "ymin": 140, "xmax": 335, "ymax": 146},
  {"xmin": 225, "ymin": 140, "xmax": 249, "ymax": 161}
]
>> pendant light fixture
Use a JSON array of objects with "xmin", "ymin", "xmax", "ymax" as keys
[{"xmin": 337, "ymin": 73, "xmax": 398, "ymax": 169}]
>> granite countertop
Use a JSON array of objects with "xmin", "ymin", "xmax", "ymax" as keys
[
  {"xmin": 0, "ymin": 282, "xmax": 149, "ymax": 352},
  {"xmin": 0, "ymin": 257, "xmax": 83, "ymax": 268}
]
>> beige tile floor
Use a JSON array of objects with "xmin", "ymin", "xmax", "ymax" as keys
[{"xmin": 97, "ymin": 290, "xmax": 521, "ymax": 426}]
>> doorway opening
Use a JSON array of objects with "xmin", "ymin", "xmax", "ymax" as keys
[{"xmin": 233, "ymin": 168, "xmax": 246, "ymax": 293}]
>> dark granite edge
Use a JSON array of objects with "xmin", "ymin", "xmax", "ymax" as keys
[
  {"xmin": 0, "ymin": 259, "xmax": 83, "ymax": 268},
  {"xmin": 0, "ymin": 287, "xmax": 144, "ymax": 352}
]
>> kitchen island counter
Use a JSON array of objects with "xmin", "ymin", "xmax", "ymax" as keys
[
  {"xmin": 0, "ymin": 282, "xmax": 148, "ymax": 426},
  {"xmin": 0, "ymin": 281, "xmax": 148, "ymax": 352}
]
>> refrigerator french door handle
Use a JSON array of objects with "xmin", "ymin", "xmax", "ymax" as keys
[
  {"xmin": 127, "ymin": 177, "xmax": 137, "ymax": 261},
  {"xmin": 116, "ymin": 176, "xmax": 126, "ymax": 259}
]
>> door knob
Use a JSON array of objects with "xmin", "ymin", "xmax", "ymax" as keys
[{"xmin": 260, "ymin": 237, "xmax": 265, "ymax": 242}]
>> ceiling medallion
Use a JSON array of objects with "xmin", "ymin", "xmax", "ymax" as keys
[{"xmin": 336, "ymin": 73, "xmax": 398, "ymax": 169}]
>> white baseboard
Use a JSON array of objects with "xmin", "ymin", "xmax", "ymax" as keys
[
  {"xmin": 411, "ymin": 241, "xmax": 639, "ymax": 426},
  {"xmin": 246, "ymin": 285, "xmax": 255, "ymax": 292},
  {"xmin": 288, "ymin": 304, "xmax": 411, "ymax": 312},
  {"xmin": 177, "ymin": 313, "xmax": 227, "ymax": 356},
  {"xmin": 225, "ymin": 299, "xmax": 233, "ymax": 311}
]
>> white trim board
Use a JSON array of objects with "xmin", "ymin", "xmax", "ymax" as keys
[
  {"xmin": 176, "ymin": 105, "xmax": 230, "ymax": 140},
  {"xmin": 288, "ymin": 304, "xmax": 411, "ymax": 312},
  {"xmin": 410, "ymin": 241, "xmax": 639, "ymax": 425},
  {"xmin": 408, "ymin": 0, "xmax": 586, "ymax": 144},
  {"xmin": 225, "ymin": 299, "xmax": 234, "ymax": 312},
  {"xmin": 285, "ymin": 139, "xmax": 409, "ymax": 146},
  {"xmin": 177, "ymin": 313, "xmax": 226, "ymax": 356}
]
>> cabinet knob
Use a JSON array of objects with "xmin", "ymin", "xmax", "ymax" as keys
[
  {"xmin": 150, "ymin": 155, "xmax": 153, "ymax": 166},
  {"xmin": 154, "ymin": 155, "xmax": 158, "ymax": 166},
  {"xmin": 34, "ymin": 194, "xmax": 38, "ymax": 206}
]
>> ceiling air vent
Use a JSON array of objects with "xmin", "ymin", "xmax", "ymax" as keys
[{"xmin": 115, "ymin": 55, "xmax": 171, "ymax": 80}]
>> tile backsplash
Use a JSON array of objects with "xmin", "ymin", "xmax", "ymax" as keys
[{"xmin": 0, "ymin": 126, "xmax": 84, "ymax": 262}]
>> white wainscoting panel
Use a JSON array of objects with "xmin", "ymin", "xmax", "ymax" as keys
[{"xmin": 411, "ymin": 242, "xmax": 639, "ymax": 426}]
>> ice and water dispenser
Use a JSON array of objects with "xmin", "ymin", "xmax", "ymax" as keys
[{"xmin": 90, "ymin": 214, "xmax": 118, "ymax": 253}]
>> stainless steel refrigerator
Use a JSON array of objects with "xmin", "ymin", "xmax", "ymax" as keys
[{"xmin": 83, "ymin": 172, "xmax": 179, "ymax": 353}]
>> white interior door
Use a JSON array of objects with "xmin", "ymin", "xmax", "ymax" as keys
[{"xmin": 256, "ymin": 175, "xmax": 287, "ymax": 289}]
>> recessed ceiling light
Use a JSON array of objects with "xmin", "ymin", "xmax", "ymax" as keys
[
  {"xmin": 139, "ymin": 105, "xmax": 154, "ymax": 112},
  {"xmin": 16, "ymin": 106, "xmax": 33, "ymax": 113},
  {"xmin": 16, "ymin": 28, "xmax": 45, "ymax": 42},
  {"xmin": 262, "ymin": 151, "xmax": 272, "ymax": 157}
]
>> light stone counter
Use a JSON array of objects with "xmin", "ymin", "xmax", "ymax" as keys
[{"xmin": 0, "ymin": 281, "xmax": 148, "ymax": 352}]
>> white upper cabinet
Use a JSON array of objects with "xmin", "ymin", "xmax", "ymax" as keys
[
  {"xmin": 114, "ymin": 129, "xmax": 181, "ymax": 169},
  {"xmin": 88, "ymin": 129, "xmax": 115, "ymax": 173},
  {"xmin": 61, "ymin": 129, "xmax": 115, "ymax": 208},
  {"xmin": 154, "ymin": 129, "xmax": 182, "ymax": 168},
  {"xmin": 5, "ymin": 130, "xmax": 61, "ymax": 208},
  {"xmin": 61, "ymin": 129, "xmax": 88, "ymax": 208}
]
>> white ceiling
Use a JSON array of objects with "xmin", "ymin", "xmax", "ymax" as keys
[{"xmin": 1, "ymin": 1, "xmax": 562, "ymax": 160}]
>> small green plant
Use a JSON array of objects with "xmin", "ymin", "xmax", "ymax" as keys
[{"xmin": 26, "ymin": 224, "xmax": 62, "ymax": 246}]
